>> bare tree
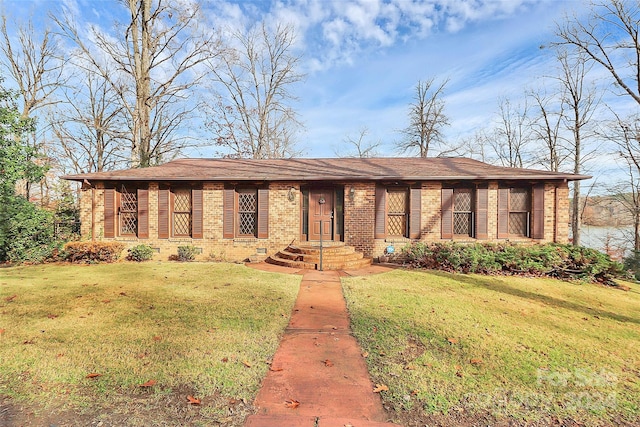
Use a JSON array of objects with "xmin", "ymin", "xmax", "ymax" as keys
[
  {"xmin": 556, "ymin": 50, "xmax": 600, "ymax": 247},
  {"xmin": 53, "ymin": 0, "xmax": 219, "ymax": 167},
  {"xmin": 396, "ymin": 78, "xmax": 449, "ymax": 157},
  {"xmin": 528, "ymin": 86, "xmax": 568, "ymax": 172},
  {"xmin": 490, "ymin": 97, "xmax": 531, "ymax": 168},
  {"xmin": 604, "ymin": 113, "xmax": 640, "ymax": 251},
  {"xmin": 0, "ymin": 16, "xmax": 63, "ymax": 117},
  {"xmin": 556, "ymin": 0, "xmax": 640, "ymax": 107},
  {"xmin": 50, "ymin": 67, "xmax": 128, "ymax": 174},
  {"xmin": 448, "ymin": 130, "xmax": 491, "ymax": 162},
  {"xmin": 205, "ymin": 22, "xmax": 304, "ymax": 159},
  {"xmin": 335, "ymin": 126, "xmax": 381, "ymax": 158},
  {"xmin": 0, "ymin": 15, "xmax": 65, "ymax": 201}
]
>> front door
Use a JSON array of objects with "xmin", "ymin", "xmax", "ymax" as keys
[{"xmin": 309, "ymin": 189, "xmax": 334, "ymax": 241}]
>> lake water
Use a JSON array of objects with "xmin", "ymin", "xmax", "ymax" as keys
[{"xmin": 575, "ymin": 225, "xmax": 633, "ymax": 260}]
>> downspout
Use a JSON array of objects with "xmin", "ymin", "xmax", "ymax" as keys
[
  {"xmin": 554, "ymin": 185, "xmax": 559, "ymax": 243},
  {"xmin": 91, "ymin": 187, "xmax": 96, "ymax": 241}
]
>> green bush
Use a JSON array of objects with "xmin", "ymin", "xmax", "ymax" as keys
[
  {"xmin": 64, "ymin": 241, "xmax": 124, "ymax": 263},
  {"xmin": 402, "ymin": 242, "xmax": 626, "ymax": 285},
  {"xmin": 127, "ymin": 244, "xmax": 154, "ymax": 262},
  {"xmin": 176, "ymin": 245, "xmax": 199, "ymax": 262},
  {"xmin": 623, "ymin": 250, "xmax": 640, "ymax": 281},
  {"xmin": 0, "ymin": 196, "xmax": 59, "ymax": 263}
]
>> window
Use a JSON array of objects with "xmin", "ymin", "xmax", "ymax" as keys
[
  {"xmin": 508, "ymin": 188, "xmax": 530, "ymax": 237},
  {"xmin": 442, "ymin": 187, "xmax": 487, "ymax": 239},
  {"xmin": 301, "ymin": 188, "xmax": 309, "ymax": 239},
  {"xmin": 375, "ymin": 186, "xmax": 421, "ymax": 239},
  {"xmin": 498, "ymin": 186, "xmax": 540, "ymax": 239},
  {"xmin": 119, "ymin": 185, "xmax": 138, "ymax": 236},
  {"xmin": 453, "ymin": 188, "xmax": 473, "ymax": 236},
  {"xmin": 103, "ymin": 184, "xmax": 148, "ymax": 239},
  {"xmin": 387, "ymin": 188, "xmax": 408, "ymax": 237},
  {"xmin": 223, "ymin": 186, "xmax": 269, "ymax": 239},
  {"xmin": 238, "ymin": 188, "xmax": 258, "ymax": 236},
  {"xmin": 173, "ymin": 188, "xmax": 192, "ymax": 237},
  {"xmin": 157, "ymin": 187, "xmax": 202, "ymax": 239}
]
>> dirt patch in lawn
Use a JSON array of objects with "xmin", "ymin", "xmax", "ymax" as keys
[{"xmin": 1, "ymin": 386, "xmax": 255, "ymax": 427}]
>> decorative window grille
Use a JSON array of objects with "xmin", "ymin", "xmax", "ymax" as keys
[
  {"xmin": 119, "ymin": 186, "xmax": 137, "ymax": 236},
  {"xmin": 238, "ymin": 189, "xmax": 257, "ymax": 236},
  {"xmin": 509, "ymin": 188, "xmax": 530, "ymax": 236},
  {"xmin": 301, "ymin": 188, "xmax": 309, "ymax": 238},
  {"xmin": 173, "ymin": 189, "xmax": 192, "ymax": 237},
  {"xmin": 453, "ymin": 189, "xmax": 473, "ymax": 236},
  {"xmin": 387, "ymin": 189, "xmax": 408, "ymax": 237}
]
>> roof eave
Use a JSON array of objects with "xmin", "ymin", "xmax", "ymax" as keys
[{"xmin": 62, "ymin": 174, "xmax": 592, "ymax": 182}]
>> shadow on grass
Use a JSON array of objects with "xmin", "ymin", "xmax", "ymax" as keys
[{"xmin": 428, "ymin": 271, "xmax": 640, "ymax": 326}]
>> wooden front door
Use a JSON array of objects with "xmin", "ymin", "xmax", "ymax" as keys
[{"xmin": 309, "ymin": 189, "xmax": 334, "ymax": 241}]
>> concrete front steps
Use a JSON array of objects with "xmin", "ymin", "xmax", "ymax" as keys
[{"xmin": 266, "ymin": 243, "xmax": 371, "ymax": 270}]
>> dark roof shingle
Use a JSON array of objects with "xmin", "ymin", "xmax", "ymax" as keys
[{"xmin": 62, "ymin": 157, "xmax": 590, "ymax": 182}]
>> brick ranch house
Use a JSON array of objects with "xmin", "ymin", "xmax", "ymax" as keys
[{"xmin": 62, "ymin": 157, "xmax": 589, "ymax": 269}]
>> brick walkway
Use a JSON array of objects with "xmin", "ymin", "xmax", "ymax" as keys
[{"xmin": 244, "ymin": 266, "xmax": 399, "ymax": 427}]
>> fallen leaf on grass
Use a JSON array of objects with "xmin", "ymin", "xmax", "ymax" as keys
[
  {"xmin": 86, "ymin": 373, "xmax": 102, "ymax": 379},
  {"xmin": 102, "ymin": 299, "xmax": 111, "ymax": 304},
  {"xmin": 153, "ymin": 336, "xmax": 162, "ymax": 341},
  {"xmin": 373, "ymin": 383, "xmax": 389, "ymax": 393},
  {"xmin": 0, "ymin": 329, "xmax": 5, "ymax": 335},
  {"xmin": 404, "ymin": 364, "xmax": 416, "ymax": 370},
  {"xmin": 447, "ymin": 338, "xmax": 458, "ymax": 344},
  {"xmin": 187, "ymin": 395, "xmax": 201, "ymax": 405},
  {"xmin": 470, "ymin": 358, "xmax": 483, "ymax": 365},
  {"xmin": 361, "ymin": 351, "xmax": 369, "ymax": 358},
  {"xmin": 323, "ymin": 359, "xmax": 334, "ymax": 367},
  {"xmin": 139, "ymin": 379, "xmax": 157, "ymax": 387},
  {"xmin": 221, "ymin": 357, "xmax": 228, "ymax": 363},
  {"xmin": 4, "ymin": 295, "xmax": 17, "ymax": 302},
  {"xmin": 284, "ymin": 399, "xmax": 300, "ymax": 409},
  {"xmin": 242, "ymin": 360, "xmax": 252, "ymax": 368},
  {"xmin": 47, "ymin": 314, "xmax": 58, "ymax": 319}
]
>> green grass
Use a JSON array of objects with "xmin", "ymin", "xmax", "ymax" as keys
[
  {"xmin": 0, "ymin": 262, "xmax": 300, "ymax": 420},
  {"xmin": 342, "ymin": 270, "xmax": 640, "ymax": 425}
]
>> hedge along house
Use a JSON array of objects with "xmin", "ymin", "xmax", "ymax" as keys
[{"xmin": 62, "ymin": 157, "xmax": 589, "ymax": 269}]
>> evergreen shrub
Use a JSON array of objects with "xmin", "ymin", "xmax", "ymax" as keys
[
  {"xmin": 402, "ymin": 242, "xmax": 626, "ymax": 285},
  {"xmin": 127, "ymin": 244, "xmax": 154, "ymax": 262}
]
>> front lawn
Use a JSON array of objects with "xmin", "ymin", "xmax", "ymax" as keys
[
  {"xmin": 0, "ymin": 262, "xmax": 300, "ymax": 426},
  {"xmin": 342, "ymin": 270, "xmax": 640, "ymax": 426}
]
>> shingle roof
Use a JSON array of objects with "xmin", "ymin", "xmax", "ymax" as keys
[{"xmin": 61, "ymin": 157, "xmax": 590, "ymax": 182}]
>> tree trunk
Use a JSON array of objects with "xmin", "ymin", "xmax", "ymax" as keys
[
  {"xmin": 572, "ymin": 181, "xmax": 581, "ymax": 247},
  {"xmin": 634, "ymin": 212, "xmax": 640, "ymax": 252},
  {"xmin": 128, "ymin": 0, "xmax": 152, "ymax": 168}
]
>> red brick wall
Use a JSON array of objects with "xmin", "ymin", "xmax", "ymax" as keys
[
  {"xmin": 343, "ymin": 183, "xmax": 376, "ymax": 257},
  {"xmin": 77, "ymin": 179, "xmax": 573, "ymax": 261}
]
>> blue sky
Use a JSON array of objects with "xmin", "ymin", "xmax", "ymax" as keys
[
  {"xmin": 236, "ymin": 0, "xmax": 580, "ymax": 158},
  {"xmin": 3, "ymin": 0, "xmax": 623, "ymax": 179}
]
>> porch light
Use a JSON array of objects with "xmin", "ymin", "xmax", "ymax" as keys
[
  {"xmin": 288, "ymin": 186, "xmax": 296, "ymax": 201},
  {"xmin": 349, "ymin": 186, "xmax": 355, "ymax": 201}
]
